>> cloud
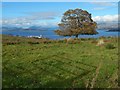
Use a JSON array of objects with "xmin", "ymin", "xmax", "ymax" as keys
[
  {"xmin": 92, "ymin": 7, "xmax": 105, "ymax": 10},
  {"xmin": 2, "ymin": 11, "xmax": 59, "ymax": 27},
  {"xmin": 91, "ymin": 2, "xmax": 117, "ymax": 11},
  {"xmin": 2, "ymin": 17, "xmax": 58, "ymax": 27},
  {"xmin": 26, "ymin": 12, "xmax": 59, "ymax": 20},
  {"xmin": 91, "ymin": 2, "xmax": 117, "ymax": 7},
  {"xmin": 92, "ymin": 14, "xmax": 118, "ymax": 22}
]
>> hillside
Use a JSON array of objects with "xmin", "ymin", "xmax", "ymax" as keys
[{"xmin": 2, "ymin": 35, "xmax": 119, "ymax": 88}]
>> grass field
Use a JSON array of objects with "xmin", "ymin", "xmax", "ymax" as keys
[{"xmin": 2, "ymin": 35, "xmax": 119, "ymax": 88}]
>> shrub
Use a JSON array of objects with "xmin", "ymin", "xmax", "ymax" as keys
[
  {"xmin": 5, "ymin": 41, "xmax": 20, "ymax": 45},
  {"xmin": 105, "ymin": 43, "xmax": 115, "ymax": 49},
  {"xmin": 28, "ymin": 41, "xmax": 39, "ymax": 44},
  {"xmin": 80, "ymin": 38, "xmax": 87, "ymax": 41},
  {"xmin": 99, "ymin": 36, "xmax": 106, "ymax": 39},
  {"xmin": 91, "ymin": 40, "xmax": 98, "ymax": 44},
  {"xmin": 57, "ymin": 40, "xmax": 64, "ymax": 43},
  {"xmin": 66, "ymin": 38, "xmax": 74, "ymax": 44},
  {"xmin": 103, "ymin": 40, "xmax": 111, "ymax": 43},
  {"xmin": 64, "ymin": 38, "xmax": 67, "ymax": 43}
]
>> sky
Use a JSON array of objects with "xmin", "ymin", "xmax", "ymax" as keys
[{"xmin": 2, "ymin": 2, "xmax": 118, "ymax": 28}]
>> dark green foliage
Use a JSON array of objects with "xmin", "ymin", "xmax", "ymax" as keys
[
  {"xmin": 105, "ymin": 43, "xmax": 115, "ymax": 49},
  {"xmin": 28, "ymin": 41, "xmax": 39, "ymax": 44}
]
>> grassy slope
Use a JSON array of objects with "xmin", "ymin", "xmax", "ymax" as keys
[{"xmin": 2, "ymin": 35, "xmax": 119, "ymax": 88}]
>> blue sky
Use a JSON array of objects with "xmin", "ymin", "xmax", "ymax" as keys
[{"xmin": 2, "ymin": 2, "xmax": 118, "ymax": 27}]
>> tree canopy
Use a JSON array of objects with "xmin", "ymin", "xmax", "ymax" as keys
[{"xmin": 54, "ymin": 8, "xmax": 98, "ymax": 38}]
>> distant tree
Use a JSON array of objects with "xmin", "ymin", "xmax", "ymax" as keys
[{"xmin": 55, "ymin": 8, "xmax": 98, "ymax": 38}]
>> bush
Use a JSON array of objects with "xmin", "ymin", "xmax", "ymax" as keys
[
  {"xmin": 105, "ymin": 43, "xmax": 115, "ymax": 49},
  {"xmin": 57, "ymin": 40, "xmax": 65, "ymax": 43},
  {"xmin": 99, "ymin": 36, "xmax": 106, "ymax": 39},
  {"xmin": 91, "ymin": 40, "xmax": 98, "ymax": 44},
  {"xmin": 66, "ymin": 38, "xmax": 75, "ymax": 44},
  {"xmin": 28, "ymin": 41, "xmax": 39, "ymax": 44},
  {"xmin": 5, "ymin": 41, "xmax": 20, "ymax": 45},
  {"xmin": 80, "ymin": 38, "xmax": 87, "ymax": 41}
]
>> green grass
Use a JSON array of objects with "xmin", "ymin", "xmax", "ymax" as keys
[{"xmin": 2, "ymin": 35, "xmax": 119, "ymax": 88}]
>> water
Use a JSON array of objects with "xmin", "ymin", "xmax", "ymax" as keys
[{"xmin": 2, "ymin": 29, "xmax": 119, "ymax": 39}]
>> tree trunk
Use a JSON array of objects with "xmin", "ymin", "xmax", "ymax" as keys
[{"xmin": 75, "ymin": 34, "xmax": 78, "ymax": 38}]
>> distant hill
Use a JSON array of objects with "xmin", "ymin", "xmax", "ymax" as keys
[
  {"xmin": 2, "ymin": 26, "xmax": 58, "ymax": 31},
  {"xmin": 2, "ymin": 26, "xmax": 22, "ymax": 31},
  {"xmin": 2, "ymin": 22, "xmax": 119, "ymax": 31},
  {"xmin": 97, "ymin": 22, "xmax": 119, "ymax": 31},
  {"xmin": 106, "ymin": 28, "xmax": 120, "ymax": 32}
]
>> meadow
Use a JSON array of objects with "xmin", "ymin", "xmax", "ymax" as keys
[{"xmin": 2, "ymin": 35, "xmax": 119, "ymax": 88}]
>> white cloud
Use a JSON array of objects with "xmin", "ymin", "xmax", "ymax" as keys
[
  {"xmin": 27, "ymin": 12, "xmax": 59, "ymax": 20},
  {"xmin": 91, "ymin": 2, "xmax": 117, "ymax": 7},
  {"xmin": 2, "ymin": 18, "xmax": 58, "ymax": 27},
  {"xmin": 91, "ymin": 2, "xmax": 117, "ymax": 11},
  {"xmin": 2, "ymin": 11, "xmax": 59, "ymax": 27},
  {"xmin": 92, "ymin": 14, "xmax": 118, "ymax": 22},
  {"xmin": 92, "ymin": 7, "xmax": 105, "ymax": 10}
]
